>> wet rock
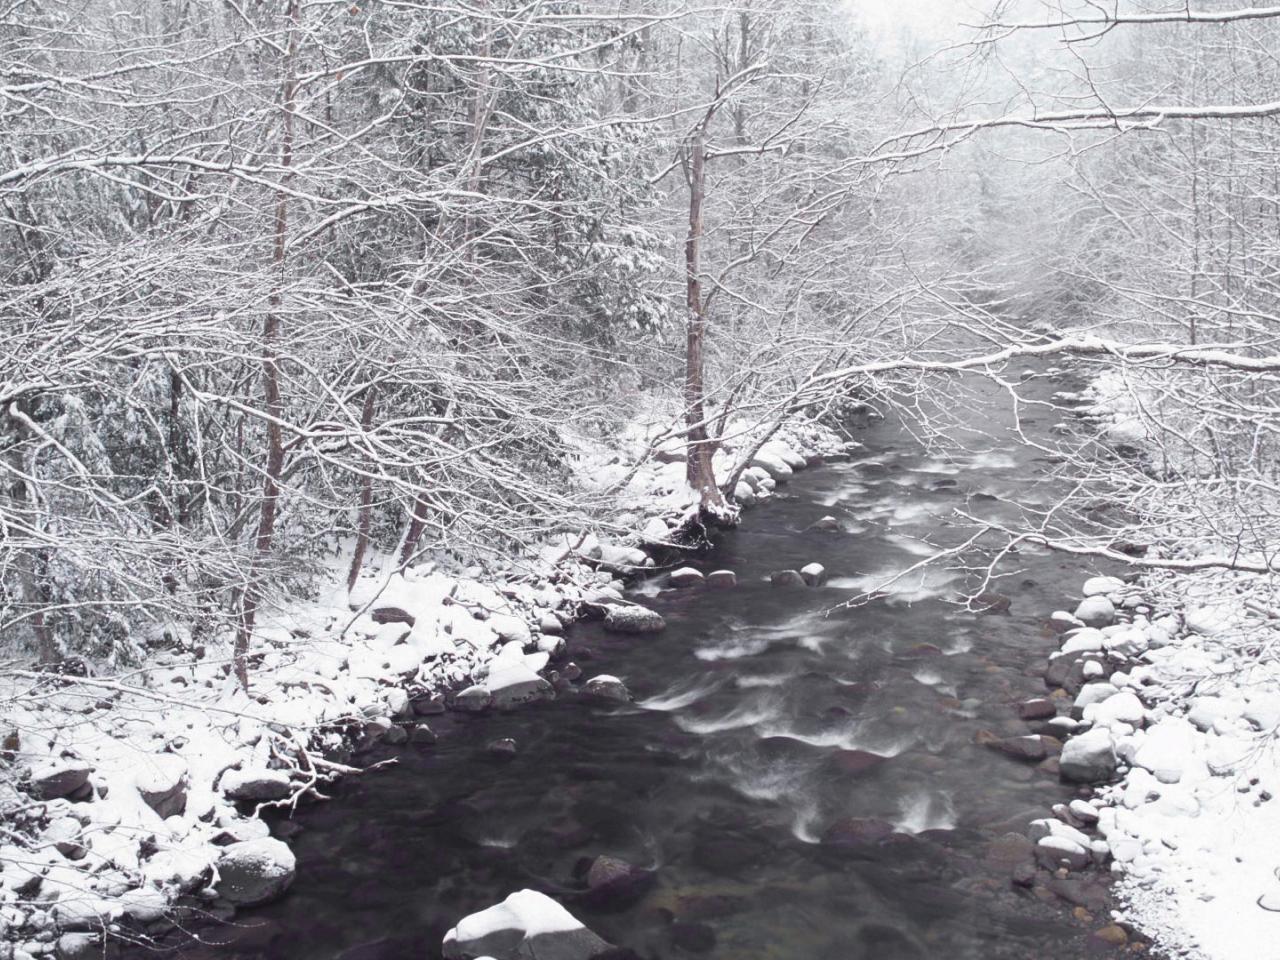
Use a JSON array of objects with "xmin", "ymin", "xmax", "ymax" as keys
[
  {"xmin": 213, "ymin": 838, "xmax": 296, "ymax": 906},
  {"xmin": 986, "ymin": 735, "xmax": 1051, "ymax": 762},
  {"xmin": 1011, "ymin": 862, "xmax": 1037, "ymax": 888},
  {"xmin": 1018, "ymin": 699, "xmax": 1057, "ymax": 721},
  {"xmin": 821, "ymin": 817, "xmax": 897, "ymax": 849},
  {"xmin": 443, "ymin": 889, "xmax": 615, "ymax": 960},
  {"xmin": 410, "ymin": 724, "xmax": 438, "ymax": 745},
  {"xmin": 136, "ymin": 754, "xmax": 188, "ymax": 818},
  {"xmin": 487, "ymin": 738, "xmax": 518, "ymax": 759},
  {"xmin": 1073, "ymin": 596, "xmax": 1115, "ymax": 628},
  {"xmin": 412, "ymin": 693, "xmax": 446, "ymax": 715},
  {"xmin": 221, "ymin": 767, "xmax": 292, "ymax": 803},
  {"xmin": 581, "ymin": 675, "xmax": 631, "ymax": 702},
  {"xmin": 769, "ymin": 570, "xmax": 806, "ymax": 587},
  {"xmin": 904, "ymin": 643, "xmax": 943, "ymax": 659},
  {"xmin": 563, "ymin": 662, "xmax": 583, "ymax": 681},
  {"xmin": 582, "ymin": 855, "xmax": 656, "ymax": 910},
  {"xmin": 1092, "ymin": 925, "xmax": 1129, "ymax": 947},
  {"xmin": 829, "ymin": 749, "xmax": 888, "ymax": 776},
  {"xmin": 985, "ymin": 832, "xmax": 1033, "ymax": 867},
  {"xmin": 1059, "ymin": 727, "xmax": 1117, "ymax": 783},
  {"xmin": 669, "ymin": 922, "xmax": 716, "ymax": 953},
  {"xmin": 383, "ymin": 724, "xmax": 408, "ymax": 745},
  {"xmin": 806, "ymin": 515, "xmax": 842, "ymax": 533},
  {"xmin": 706, "ymin": 570, "xmax": 737, "ymax": 589},
  {"xmin": 29, "ymin": 759, "xmax": 92, "ymax": 801},
  {"xmin": 371, "ymin": 606, "xmax": 415, "ymax": 627},
  {"xmin": 452, "ymin": 685, "xmax": 493, "ymax": 713},
  {"xmin": 602, "ymin": 605, "xmax": 666, "ymax": 635},
  {"xmin": 800, "ymin": 563, "xmax": 827, "ymax": 586},
  {"xmin": 669, "ymin": 568, "xmax": 705, "ymax": 588}
]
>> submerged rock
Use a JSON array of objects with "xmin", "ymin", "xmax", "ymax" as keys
[
  {"xmin": 769, "ymin": 570, "xmax": 806, "ymax": 588},
  {"xmin": 602, "ymin": 605, "xmax": 666, "ymax": 635},
  {"xmin": 442, "ymin": 889, "xmax": 615, "ymax": 960},
  {"xmin": 582, "ymin": 855, "xmax": 656, "ymax": 910},
  {"xmin": 213, "ymin": 838, "xmax": 296, "ymax": 906},
  {"xmin": 805, "ymin": 515, "xmax": 842, "ymax": 533}
]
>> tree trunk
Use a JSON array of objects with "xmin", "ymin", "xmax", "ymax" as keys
[
  {"xmin": 235, "ymin": 0, "xmax": 299, "ymax": 690},
  {"xmin": 346, "ymin": 385, "xmax": 378, "ymax": 593},
  {"xmin": 684, "ymin": 128, "xmax": 726, "ymax": 514}
]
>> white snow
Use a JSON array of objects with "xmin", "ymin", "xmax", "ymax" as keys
[{"xmin": 447, "ymin": 889, "xmax": 584, "ymax": 942}]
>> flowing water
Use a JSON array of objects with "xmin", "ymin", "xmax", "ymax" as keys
[{"xmin": 190, "ymin": 371, "xmax": 1119, "ymax": 960}]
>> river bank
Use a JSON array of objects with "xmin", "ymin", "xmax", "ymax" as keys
[{"xmin": 0, "ymin": 411, "xmax": 855, "ymax": 960}]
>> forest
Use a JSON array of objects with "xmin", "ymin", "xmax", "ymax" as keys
[{"xmin": 2, "ymin": 2, "xmax": 1280, "ymax": 960}]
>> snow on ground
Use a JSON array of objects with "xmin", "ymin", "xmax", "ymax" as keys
[
  {"xmin": 0, "ymin": 410, "xmax": 854, "ymax": 957},
  {"xmin": 1052, "ymin": 374, "xmax": 1280, "ymax": 960}
]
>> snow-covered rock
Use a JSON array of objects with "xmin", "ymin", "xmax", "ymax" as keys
[
  {"xmin": 581, "ymin": 675, "xmax": 631, "ymax": 702},
  {"xmin": 485, "ymin": 662, "xmax": 553, "ymax": 709},
  {"xmin": 213, "ymin": 838, "xmax": 296, "ymax": 906},
  {"xmin": 135, "ymin": 754, "xmax": 189, "ymax": 818},
  {"xmin": 668, "ymin": 567, "xmax": 704, "ymax": 588},
  {"xmin": 1059, "ymin": 727, "xmax": 1117, "ymax": 783},
  {"xmin": 1073, "ymin": 595, "xmax": 1116, "ymax": 628},
  {"xmin": 442, "ymin": 890, "xmax": 613, "ymax": 960},
  {"xmin": 602, "ymin": 604, "xmax": 665, "ymax": 635},
  {"xmin": 220, "ymin": 767, "xmax": 292, "ymax": 803},
  {"xmin": 800, "ymin": 563, "xmax": 826, "ymax": 586},
  {"xmin": 1082, "ymin": 576, "xmax": 1125, "ymax": 597},
  {"xmin": 27, "ymin": 760, "xmax": 92, "ymax": 801}
]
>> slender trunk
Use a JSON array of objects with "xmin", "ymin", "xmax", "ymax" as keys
[
  {"xmin": 4, "ymin": 404, "xmax": 56, "ymax": 664},
  {"xmin": 235, "ymin": 0, "xmax": 299, "ymax": 690},
  {"xmin": 398, "ymin": 493, "xmax": 430, "ymax": 569},
  {"xmin": 684, "ymin": 129, "xmax": 725, "ymax": 513},
  {"xmin": 346, "ymin": 386, "xmax": 378, "ymax": 593}
]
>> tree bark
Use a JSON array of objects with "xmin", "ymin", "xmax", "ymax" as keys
[
  {"xmin": 346, "ymin": 385, "xmax": 378, "ymax": 593},
  {"xmin": 235, "ymin": 0, "xmax": 299, "ymax": 690},
  {"xmin": 684, "ymin": 128, "xmax": 726, "ymax": 514}
]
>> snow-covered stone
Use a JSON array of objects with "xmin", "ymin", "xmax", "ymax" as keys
[
  {"xmin": 1073, "ymin": 595, "xmax": 1116, "ymax": 628},
  {"xmin": 1060, "ymin": 627, "xmax": 1106, "ymax": 656},
  {"xmin": 213, "ymin": 838, "xmax": 296, "ymax": 907},
  {"xmin": 486, "ymin": 662, "xmax": 553, "ymax": 709},
  {"xmin": 800, "ymin": 563, "xmax": 826, "ymax": 586},
  {"xmin": 602, "ymin": 604, "xmax": 665, "ymax": 635},
  {"xmin": 27, "ymin": 760, "xmax": 92, "ymax": 801},
  {"xmin": 1082, "ymin": 576, "xmax": 1126, "ymax": 597},
  {"xmin": 221, "ymin": 767, "xmax": 292, "ymax": 803},
  {"xmin": 442, "ymin": 890, "xmax": 613, "ymax": 960},
  {"xmin": 1059, "ymin": 727, "xmax": 1117, "ymax": 783},
  {"xmin": 581, "ymin": 675, "xmax": 631, "ymax": 702},
  {"xmin": 668, "ymin": 567, "xmax": 705, "ymax": 588},
  {"xmin": 135, "ymin": 754, "xmax": 189, "ymax": 818},
  {"xmin": 750, "ymin": 452, "xmax": 793, "ymax": 482}
]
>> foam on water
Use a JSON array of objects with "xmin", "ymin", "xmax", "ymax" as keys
[
  {"xmin": 675, "ymin": 700, "xmax": 779, "ymax": 734},
  {"xmin": 693, "ymin": 637, "xmax": 772, "ymax": 661},
  {"xmin": 638, "ymin": 676, "xmax": 722, "ymax": 712},
  {"xmin": 893, "ymin": 791, "xmax": 957, "ymax": 835},
  {"xmin": 829, "ymin": 567, "xmax": 961, "ymax": 604},
  {"xmin": 884, "ymin": 533, "xmax": 939, "ymax": 558},
  {"xmin": 965, "ymin": 450, "xmax": 1017, "ymax": 470}
]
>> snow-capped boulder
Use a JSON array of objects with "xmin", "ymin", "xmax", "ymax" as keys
[
  {"xmin": 1082, "ymin": 576, "xmax": 1125, "ymax": 597},
  {"xmin": 213, "ymin": 838, "xmax": 296, "ymax": 907},
  {"xmin": 490, "ymin": 614, "xmax": 533, "ymax": 647},
  {"xmin": 1132, "ymin": 718, "xmax": 1199, "ymax": 784},
  {"xmin": 597, "ymin": 543, "xmax": 651, "ymax": 573},
  {"xmin": 452, "ymin": 685, "xmax": 493, "ymax": 712},
  {"xmin": 1035, "ymin": 835, "xmax": 1091, "ymax": 871},
  {"xmin": 1059, "ymin": 727, "xmax": 1117, "ymax": 783},
  {"xmin": 486, "ymin": 662, "xmax": 553, "ymax": 709},
  {"xmin": 221, "ymin": 767, "xmax": 292, "ymax": 803},
  {"xmin": 669, "ymin": 567, "xmax": 705, "ymax": 588},
  {"xmin": 769, "ymin": 570, "xmax": 806, "ymax": 587},
  {"xmin": 761, "ymin": 441, "xmax": 806, "ymax": 470},
  {"xmin": 43, "ymin": 817, "xmax": 86, "ymax": 860},
  {"xmin": 800, "ymin": 563, "xmax": 826, "ymax": 586},
  {"xmin": 706, "ymin": 570, "xmax": 737, "ymax": 589},
  {"xmin": 581, "ymin": 675, "xmax": 631, "ymax": 702},
  {"xmin": 640, "ymin": 516, "xmax": 671, "ymax": 544},
  {"xmin": 28, "ymin": 759, "xmax": 92, "ymax": 801},
  {"xmin": 442, "ymin": 890, "xmax": 614, "ymax": 960},
  {"xmin": 1085, "ymin": 691, "xmax": 1146, "ymax": 729},
  {"xmin": 750, "ymin": 452, "xmax": 793, "ymax": 482},
  {"xmin": 135, "ymin": 754, "xmax": 189, "ymax": 819},
  {"xmin": 1073, "ymin": 596, "xmax": 1116, "ymax": 628},
  {"xmin": 602, "ymin": 605, "xmax": 665, "ymax": 635},
  {"xmin": 1059, "ymin": 628, "xmax": 1106, "ymax": 656}
]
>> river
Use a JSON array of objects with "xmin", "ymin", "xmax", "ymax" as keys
[{"xmin": 182, "ymin": 369, "xmax": 1121, "ymax": 960}]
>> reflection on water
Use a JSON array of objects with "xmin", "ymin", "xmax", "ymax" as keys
[{"xmin": 184, "ymin": 372, "xmax": 1114, "ymax": 960}]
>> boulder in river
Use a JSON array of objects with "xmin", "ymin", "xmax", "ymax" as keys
[
  {"xmin": 443, "ymin": 889, "xmax": 616, "ymax": 960},
  {"xmin": 602, "ymin": 604, "xmax": 666, "ymax": 635},
  {"xmin": 821, "ymin": 817, "xmax": 897, "ymax": 850},
  {"xmin": 1082, "ymin": 576, "xmax": 1125, "ymax": 597},
  {"xmin": 750, "ymin": 452, "xmax": 793, "ymax": 482},
  {"xmin": 486, "ymin": 662, "xmax": 553, "ymax": 709},
  {"xmin": 805, "ymin": 515, "xmax": 842, "ymax": 533},
  {"xmin": 668, "ymin": 567, "xmax": 705, "ymax": 588},
  {"xmin": 581, "ymin": 855, "xmax": 656, "ymax": 910},
  {"xmin": 800, "ymin": 563, "xmax": 826, "ymax": 586},
  {"xmin": 706, "ymin": 570, "xmax": 737, "ymax": 589},
  {"xmin": 1017, "ymin": 699, "xmax": 1057, "ymax": 721},
  {"xmin": 452, "ymin": 685, "xmax": 493, "ymax": 712},
  {"xmin": 769, "ymin": 570, "xmax": 806, "ymax": 587},
  {"xmin": 213, "ymin": 838, "xmax": 296, "ymax": 906},
  {"xmin": 581, "ymin": 675, "xmax": 631, "ymax": 702}
]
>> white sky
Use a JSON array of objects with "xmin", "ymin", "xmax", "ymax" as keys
[{"xmin": 848, "ymin": 0, "xmax": 989, "ymax": 49}]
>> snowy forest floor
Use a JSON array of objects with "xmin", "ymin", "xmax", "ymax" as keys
[{"xmin": 0, "ymin": 410, "xmax": 854, "ymax": 959}]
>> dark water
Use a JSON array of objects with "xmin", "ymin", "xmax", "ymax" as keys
[{"xmin": 192, "ymin": 372, "xmax": 1118, "ymax": 960}]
